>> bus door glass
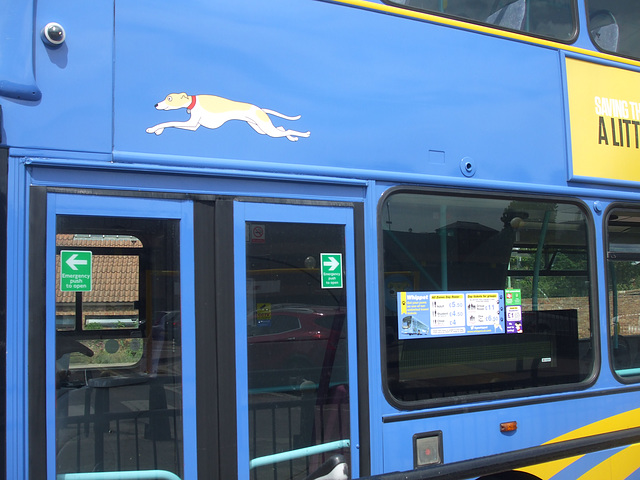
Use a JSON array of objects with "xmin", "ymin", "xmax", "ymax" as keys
[
  {"xmin": 47, "ymin": 193, "xmax": 196, "ymax": 479},
  {"xmin": 234, "ymin": 202, "xmax": 358, "ymax": 479}
]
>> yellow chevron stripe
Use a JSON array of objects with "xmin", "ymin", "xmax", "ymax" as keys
[
  {"xmin": 577, "ymin": 444, "xmax": 640, "ymax": 480},
  {"xmin": 522, "ymin": 408, "xmax": 640, "ymax": 479},
  {"xmin": 523, "ymin": 454, "xmax": 583, "ymax": 479}
]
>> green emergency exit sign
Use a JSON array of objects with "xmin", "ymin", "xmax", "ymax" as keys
[
  {"xmin": 60, "ymin": 250, "xmax": 92, "ymax": 292},
  {"xmin": 320, "ymin": 253, "xmax": 343, "ymax": 289}
]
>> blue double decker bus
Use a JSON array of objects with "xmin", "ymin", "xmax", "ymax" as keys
[{"xmin": 3, "ymin": 0, "xmax": 640, "ymax": 478}]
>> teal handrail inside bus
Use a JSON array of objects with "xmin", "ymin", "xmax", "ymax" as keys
[
  {"xmin": 532, "ymin": 210, "xmax": 551, "ymax": 311},
  {"xmin": 249, "ymin": 439, "xmax": 350, "ymax": 469},
  {"xmin": 609, "ymin": 261, "xmax": 619, "ymax": 349},
  {"xmin": 385, "ymin": 230, "xmax": 440, "ymax": 290},
  {"xmin": 56, "ymin": 470, "xmax": 181, "ymax": 480}
]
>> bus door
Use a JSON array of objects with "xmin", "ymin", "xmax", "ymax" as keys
[
  {"xmin": 40, "ymin": 192, "xmax": 197, "ymax": 479},
  {"xmin": 234, "ymin": 202, "xmax": 359, "ymax": 479}
]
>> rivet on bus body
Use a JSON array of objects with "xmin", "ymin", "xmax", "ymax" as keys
[
  {"xmin": 593, "ymin": 201, "xmax": 602, "ymax": 214},
  {"xmin": 460, "ymin": 157, "xmax": 476, "ymax": 177}
]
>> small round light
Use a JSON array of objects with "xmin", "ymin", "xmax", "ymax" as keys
[{"xmin": 41, "ymin": 22, "xmax": 66, "ymax": 47}]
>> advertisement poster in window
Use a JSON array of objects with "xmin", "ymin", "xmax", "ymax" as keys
[{"xmin": 397, "ymin": 289, "xmax": 522, "ymax": 339}]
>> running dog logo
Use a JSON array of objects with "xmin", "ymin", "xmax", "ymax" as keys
[{"xmin": 146, "ymin": 93, "xmax": 310, "ymax": 142}]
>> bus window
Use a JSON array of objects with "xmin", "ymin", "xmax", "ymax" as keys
[
  {"xmin": 607, "ymin": 208, "xmax": 640, "ymax": 380},
  {"xmin": 55, "ymin": 216, "xmax": 184, "ymax": 476},
  {"xmin": 56, "ymin": 234, "xmax": 143, "ymax": 367},
  {"xmin": 245, "ymin": 221, "xmax": 350, "ymax": 479},
  {"xmin": 387, "ymin": 0, "xmax": 576, "ymax": 41},
  {"xmin": 381, "ymin": 191, "xmax": 594, "ymax": 405},
  {"xmin": 587, "ymin": 0, "xmax": 640, "ymax": 59}
]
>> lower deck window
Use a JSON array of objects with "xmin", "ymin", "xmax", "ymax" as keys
[
  {"xmin": 381, "ymin": 191, "xmax": 594, "ymax": 405},
  {"xmin": 607, "ymin": 208, "xmax": 640, "ymax": 380}
]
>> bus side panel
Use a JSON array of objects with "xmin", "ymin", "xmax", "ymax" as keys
[
  {"xmin": 0, "ymin": 0, "xmax": 113, "ymax": 154},
  {"xmin": 381, "ymin": 398, "xmax": 640, "ymax": 476},
  {"xmin": 113, "ymin": 0, "xmax": 569, "ymax": 187}
]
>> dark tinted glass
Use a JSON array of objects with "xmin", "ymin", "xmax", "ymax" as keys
[
  {"xmin": 382, "ymin": 192, "xmax": 593, "ymax": 405},
  {"xmin": 388, "ymin": 0, "xmax": 576, "ymax": 41}
]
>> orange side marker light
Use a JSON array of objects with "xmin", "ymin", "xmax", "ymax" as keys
[{"xmin": 500, "ymin": 421, "xmax": 518, "ymax": 433}]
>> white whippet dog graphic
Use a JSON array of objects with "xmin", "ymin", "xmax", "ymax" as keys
[{"xmin": 146, "ymin": 93, "xmax": 310, "ymax": 141}]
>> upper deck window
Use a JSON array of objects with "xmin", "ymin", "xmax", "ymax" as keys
[
  {"xmin": 387, "ymin": 0, "xmax": 576, "ymax": 42},
  {"xmin": 587, "ymin": 1, "xmax": 640, "ymax": 59}
]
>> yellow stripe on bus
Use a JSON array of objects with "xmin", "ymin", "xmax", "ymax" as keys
[
  {"xmin": 522, "ymin": 408, "xmax": 640, "ymax": 479},
  {"xmin": 577, "ymin": 444, "xmax": 640, "ymax": 480},
  {"xmin": 523, "ymin": 455, "xmax": 583, "ymax": 479},
  {"xmin": 322, "ymin": 0, "xmax": 640, "ymax": 69}
]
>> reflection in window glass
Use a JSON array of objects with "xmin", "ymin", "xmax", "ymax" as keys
[
  {"xmin": 608, "ymin": 209, "xmax": 640, "ymax": 379},
  {"xmin": 246, "ymin": 222, "xmax": 350, "ymax": 480},
  {"xmin": 388, "ymin": 0, "xmax": 576, "ymax": 41},
  {"xmin": 381, "ymin": 192, "xmax": 593, "ymax": 404},
  {"xmin": 55, "ymin": 217, "xmax": 183, "ymax": 477},
  {"xmin": 57, "ymin": 235, "xmax": 143, "ymax": 367},
  {"xmin": 587, "ymin": 0, "xmax": 640, "ymax": 58}
]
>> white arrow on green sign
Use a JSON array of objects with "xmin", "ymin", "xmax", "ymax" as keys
[
  {"xmin": 320, "ymin": 253, "xmax": 343, "ymax": 289},
  {"xmin": 60, "ymin": 250, "xmax": 92, "ymax": 292}
]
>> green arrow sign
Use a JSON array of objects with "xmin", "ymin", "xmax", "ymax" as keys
[
  {"xmin": 320, "ymin": 253, "xmax": 343, "ymax": 289},
  {"xmin": 60, "ymin": 250, "xmax": 92, "ymax": 292}
]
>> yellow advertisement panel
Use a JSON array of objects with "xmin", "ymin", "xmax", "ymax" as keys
[{"xmin": 566, "ymin": 58, "xmax": 640, "ymax": 183}]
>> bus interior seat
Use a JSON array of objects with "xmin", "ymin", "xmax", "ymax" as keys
[
  {"xmin": 612, "ymin": 334, "xmax": 640, "ymax": 370},
  {"xmin": 486, "ymin": 0, "xmax": 526, "ymax": 30},
  {"xmin": 589, "ymin": 10, "xmax": 619, "ymax": 52},
  {"xmin": 305, "ymin": 454, "xmax": 349, "ymax": 480}
]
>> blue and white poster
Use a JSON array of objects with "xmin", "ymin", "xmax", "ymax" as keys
[{"xmin": 398, "ymin": 290, "xmax": 506, "ymax": 339}]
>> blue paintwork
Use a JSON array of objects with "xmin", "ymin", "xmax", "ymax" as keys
[
  {"xmin": 5, "ymin": 158, "xmax": 31, "ymax": 480},
  {"xmin": 0, "ymin": 0, "xmax": 41, "ymax": 101},
  {"xmin": 0, "ymin": 0, "xmax": 581, "ymax": 187},
  {"xmin": 1, "ymin": 0, "xmax": 113, "ymax": 152},
  {"xmin": 4, "ymin": 0, "xmax": 640, "ymax": 479},
  {"xmin": 115, "ymin": 0, "xmax": 569, "ymax": 186}
]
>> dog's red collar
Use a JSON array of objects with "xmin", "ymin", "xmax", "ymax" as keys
[{"xmin": 187, "ymin": 95, "xmax": 197, "ymax": 113}]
